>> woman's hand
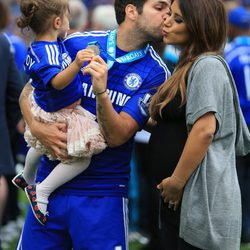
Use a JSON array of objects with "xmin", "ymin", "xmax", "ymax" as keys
[
  {"xmin": 157, "ymin": 175, "xmax": 185, "ymax": 211},
  {"xmin": 82, "ymin": 56, "xmax": 108, "ymax": 95},
  {"xmin": 30, "ymin": 119, "xmax": 68, "ymax": 159}
]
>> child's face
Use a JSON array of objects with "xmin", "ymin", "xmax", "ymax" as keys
[{"xmin": 58, "ymin": 10, "xmax": 70, "ymax": 39}]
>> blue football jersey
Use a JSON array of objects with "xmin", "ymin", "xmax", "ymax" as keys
[
  {"xmin": 37, "ymin": 31, "xmax": 170, "ymax": 197},
  {"xmin": 24, "ymin": 38, "xmax": 83, "ymax": 112},
  {"xmin": 224, "ymin": 36, "xmax": 250, "ymax": 125}
]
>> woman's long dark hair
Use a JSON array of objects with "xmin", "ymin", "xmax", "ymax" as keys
[{"xmin": 150, "ymin": 0, "xmax": 227, "ymax": 119}]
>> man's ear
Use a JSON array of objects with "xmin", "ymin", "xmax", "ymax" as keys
[
  {"xmin": 125, "ymin": 4, "xmax": 138, "ymax": 21},
  {"xmin": 53, "ymin": 16, "xmax": 61, "ymax": 29}
]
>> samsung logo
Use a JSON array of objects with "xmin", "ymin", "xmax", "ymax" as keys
[{"xmin": 82, "ymin": 83, "xmax": 131, "ymax": 107}]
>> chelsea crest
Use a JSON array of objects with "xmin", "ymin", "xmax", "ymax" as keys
[{"xmin": 124, "ymin": 73, "xmax": 142, "ymax": 90}]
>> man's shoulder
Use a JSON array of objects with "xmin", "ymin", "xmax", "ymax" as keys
[
  {"xmin": 63, "ymin": 31, "xmax": 109, "ymax": 53},
  {"xmin": 146, "ymin": 46, "xmax": 169, "ymax": 69},
  {"xmin": 64, "ymin": 31, "xmax": 109, "ymax": 44},
  {"xmin": 144, "ymin": 46, "xmax": 170, "ymax": 78}
]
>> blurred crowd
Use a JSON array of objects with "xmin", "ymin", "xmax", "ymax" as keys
[{"xmin": 0, "ymin": 0, "xmax": 249, "ymax": 249}]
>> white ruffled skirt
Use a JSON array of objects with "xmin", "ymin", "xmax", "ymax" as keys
[{"xmin": 24, "ymin": 95, "xmax": 107, "ymax": 161}]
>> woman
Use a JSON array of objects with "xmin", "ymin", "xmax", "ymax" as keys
[{"xmin": 149, "ymin": 0, "xmax": 250, "ymax": 249}]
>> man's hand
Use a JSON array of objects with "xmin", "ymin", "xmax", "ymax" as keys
[
  {"xmin": 30, "ymin": 120, "xmax": 68, "ymax": 159},
  {"xmin": 83, "ymin": 56, "xmax": 108, "ymax": 95},
  {"xmin": 19, "ymin": 81, "xmax": 69, "ymax": 159}
]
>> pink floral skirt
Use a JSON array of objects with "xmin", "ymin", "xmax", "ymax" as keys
[{"xmin": 24, "ymin": 95, "xmax": 107, "ymax": 161}]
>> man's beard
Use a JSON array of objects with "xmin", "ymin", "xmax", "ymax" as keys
[
  {"xmin": 138, "ymin": 26, "xmax": 163, "ymax": 43},
  {"xmin": 147, "ymin": 32, "xmax": 163, "ymax": 43}
]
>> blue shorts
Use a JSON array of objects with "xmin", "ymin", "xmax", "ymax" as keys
[{"xmin": 16, "ymin": 194, "xmax": 128, "ymax": 250}]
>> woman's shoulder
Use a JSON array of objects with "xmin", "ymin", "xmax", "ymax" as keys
[
  {"xmin": 187, "ymin": 54, "xmax": 229, "ymax": 93},
  {"xmin": 188, "ymin": 54, "xmax": 227, "ymax": 80},
  {"xmin": 193, "ymin": 54, "xmax": 225, "ymax": 70}
]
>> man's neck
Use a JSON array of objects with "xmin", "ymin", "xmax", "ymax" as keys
[{"xmin": 116, "ymin": 26, "xmax": 148, "ymax": 52}]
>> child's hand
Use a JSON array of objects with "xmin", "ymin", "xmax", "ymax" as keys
[{"xmin": 74, "ymin": 49, "xmax": 94, "ymax": 69}]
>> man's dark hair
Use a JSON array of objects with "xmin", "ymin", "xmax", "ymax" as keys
[{"xmin": 114, "ymin": 0, "xmax": 147, "ymax": 24}]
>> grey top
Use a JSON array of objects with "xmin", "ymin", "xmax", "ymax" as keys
[{"xmin": 179, "ymin": 55, "xmax": 250, "ymax": 250}]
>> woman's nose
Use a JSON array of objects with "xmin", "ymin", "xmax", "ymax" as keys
[
  {"xmin": 163, "ymin": 16, "xmax": 171, "ymax": 27},
  {"xmin": 163, "ymin": 12, "xmax": 168, "ymax": 20}
]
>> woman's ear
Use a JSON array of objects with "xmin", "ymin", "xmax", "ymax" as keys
[
  {"xmin": 53, "ymin": 16, "xmax": 61, "ymax": 29},
  {"xmin": 125, "ymin": 4, "xmax": 138, "ymax": 21}
]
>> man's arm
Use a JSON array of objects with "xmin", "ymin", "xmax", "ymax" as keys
[
  {"xmin": 96, "ymin": 93, "xmax": 140, "ymax": 147},
  {"xmin": 19, "ymin": 81, "xmax": 34, "ymax": 126},
  {"xmin": 19, "ymin": 81, "xmax": 68, "ymax": 157},
  {"xmin": 83, "ymin": 56, "xmax": 140, "ymax": 147}
]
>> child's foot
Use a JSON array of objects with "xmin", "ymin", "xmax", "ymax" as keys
[
  {"xmin": 12, "ymin": 172, "xmax": 28, "ymax": 190},
  {"xmin": 25, "ymin": 184, "xmax": 48, "ymax": 225}
]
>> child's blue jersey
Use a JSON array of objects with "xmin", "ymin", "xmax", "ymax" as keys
[
  {"xmin": 24, "ymin": 38, "xmax": 83, "ymax": 112},
  {"xmin": 224, "ymin": 36, "xmax": 250, "ymax": 125},
  {"xmin": 37, "ymin": 31, "xmax": 170, "ymax": 197}
]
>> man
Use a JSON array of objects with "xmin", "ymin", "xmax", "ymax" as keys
[
  {"xmin": 224, "ymin": 5, "xmax": 250, "ymax": 245},
  {"xmin": 17, "ymin": 0, "xmax": 170, "ymax": 249}
]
